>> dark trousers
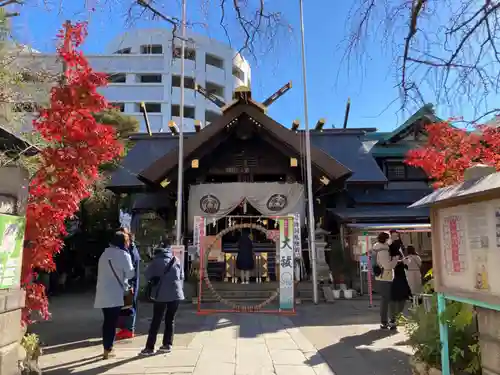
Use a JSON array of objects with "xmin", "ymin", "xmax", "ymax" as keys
[
  {"xmin": 102, "ymin": 307, "xmax": 121, "ymax": 350},
  {"xmin": 378, "ymin": 281, "xmax": 406, "ymax": 324},
  {"xmin": 146, "ymin": 301, "xmax": 180, "ymax": 350}
]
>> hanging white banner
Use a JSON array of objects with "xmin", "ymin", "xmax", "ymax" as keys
[{"xmin": 171, "ymin": 245, "xmax": 185, "ymax": 281}]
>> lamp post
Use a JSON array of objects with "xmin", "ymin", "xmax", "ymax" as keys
[{"xmin": 298, "ymin": 0, "xmax": 319, "ymax": 304}]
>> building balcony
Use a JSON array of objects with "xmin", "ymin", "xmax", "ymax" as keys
[
  {"xmin": 171, "ymin": 58, "xmax": 196, "ymax": 76},
  {"xmin": 99, "ymin": 84, "xmax": 165, "ymax": 102},
  {"xmin": 87, "ymin": 55, "xmax": 165, "ymax": 73},
  {"xmin": 171, "ymin": 87, "xmax": 197, "ymax": 107},
  {"xmin": 205, "ymin": 64, "xmax": 226, "ymax": 85}
]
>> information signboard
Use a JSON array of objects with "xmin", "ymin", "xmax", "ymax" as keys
[
  {"xmin": 0, "ymin": 214, "xmax": 25, "ymax": 289},
  {"xmin": 433, "ymin": 199, "xmax": 500, "ymax": 304}
]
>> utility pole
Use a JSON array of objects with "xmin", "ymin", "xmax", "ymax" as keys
[
  {"xmin": 136, "ymin": 0, "xmax": 186, "ymax": 246},
  {"xmin": 298, "ymin": 0, "xmax": 319, "ymax": 304},
  {"xmin": 175, "ymin": 0, "xmax": 187, "ymax": 246}
]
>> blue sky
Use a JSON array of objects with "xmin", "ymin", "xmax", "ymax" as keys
[{"xmin": 11, "ymin": 0, "xmax": 491, "ymax": 131}]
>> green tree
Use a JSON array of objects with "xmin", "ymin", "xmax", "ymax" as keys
[{"xmin": 75, "ymin": 110, "xmax": 139, "ymax": 247}]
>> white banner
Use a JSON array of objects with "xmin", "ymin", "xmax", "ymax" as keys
[
  {"xmin": 292, "ymin": 213, "xmax": 302, "ymax": 259},
  {"xmin": 171, "ymin": 245, "xmax": 185, "ymax": 280},
  {"xmin": 279, "ymin": 217, "xmax": 294, "ymax": 311},
  {"xmin": 187, "ymin": 182, "xmax": 305, "ymax": 230}
]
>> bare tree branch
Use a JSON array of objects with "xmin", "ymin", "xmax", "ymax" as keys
[{"xmin": 344, "ymin": 0, "xmax": 500, "ymax": 123}]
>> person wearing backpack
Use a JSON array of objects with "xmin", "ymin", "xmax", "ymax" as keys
[
  {"xmin": 373, "ymin": 232, "xmax": 399, "ymax": 330},
  {"xmin": 140, "ymin": 239, "xmax": 184, "ymax": 356}
]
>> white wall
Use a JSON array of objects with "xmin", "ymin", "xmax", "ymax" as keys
[{"xmin": 15, "ymin": 28, "xmax": 251, "ymax": 133}]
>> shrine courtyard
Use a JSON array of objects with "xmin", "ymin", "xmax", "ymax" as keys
[{"xmin": 32, "ymin": 293, "xmax": 412, "ymax": 375}]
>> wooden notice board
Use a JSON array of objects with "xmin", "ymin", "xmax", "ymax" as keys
[{"xmin": 432, "ymin": 197, "xmax": 500, "ymax": 306}]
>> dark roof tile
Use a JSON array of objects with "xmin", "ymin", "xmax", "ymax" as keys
[
  {"xmin": 311, "ymin": 133, "xmax": 387, "ymax": 183},
  {"xmin": 108, "ymin": 137, "xmax": 179, "ymax": 189}
]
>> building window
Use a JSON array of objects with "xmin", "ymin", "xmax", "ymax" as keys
[
  {"xmin": 138, "ymin": 74, "xmax": 162, "ymax": 83},
  {"xmin": 206, "ymin": 81, "xmax": 224, "ymax": 98},
  {"xmin": 171, "ymin": 105, "xmax": 195, "ymax": 119},
  {"xmin": 173, "ymin": 47, "xmax": 196, "ymax": 61},
  {"xmin": 114, "ymin": 47, "xmax": 131, "ymax": 54},
  {"xmin": 206, "ymin": 54, "xmax": 224, "ymax": 69},
  {"xmin": 108, "ymin": 73, "xmax": 126, "ymax": 83},
  {"xmin": 140, "ymin": 44, "xmax": 163, "ymax": 54},
  {"xmin": 205, "ymin": 110, "xmax": 221, "ymax": 123},
  {"xmin": 171, "ymin": 75, "xmax": 195, "ymax": 89},
  {"xmin": 12, "ymin": 102, "xmax": 37, "ymax": 112},
  {"xmin": 386, "ymin": 162, "xmax": 427, "ymax": 181},
  {"xmin": 232, "ymin": 66, "xmax": 244, "ymax": 81},
  {"xmin": 110, "ymin": 102, "xmax": 125, "ymax": 112},
  {"xmin": 136, "ymin": 103, "xmax": 162, "ymax": 113}
]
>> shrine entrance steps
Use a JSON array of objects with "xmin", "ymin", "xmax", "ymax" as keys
[{"xmin": 196, "ymin": 281, "xmax": 315, "ymax": 305}]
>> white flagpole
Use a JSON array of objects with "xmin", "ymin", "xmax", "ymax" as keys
[
  {"xmin": 298, "ymin": 0, "xmax": 319, "ymax": 304},
  {"xmin": 175, "ymin": 0, "xmax": 187, "ymax": 245}
]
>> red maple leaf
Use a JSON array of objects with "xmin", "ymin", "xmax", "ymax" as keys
[
  {"xmin": 21, "ymin": 22, "xmax": 123, "ymax": 324},
  {"xmin": 405, "ymin": 121, "xmax": 500, "ymax": 188}
]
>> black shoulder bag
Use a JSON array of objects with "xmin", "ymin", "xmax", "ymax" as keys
[{"xmin": 145, "ymin": 257, "xmax": 176, "ymax": 302}]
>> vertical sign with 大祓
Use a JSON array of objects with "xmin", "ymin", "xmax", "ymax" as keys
[
  {"xmin": 0, "ymin": 214, "xmax": 25, "ymax": 289},
  {"xmin": 292, "ymin": 213, "xmax": 301, "ymax": 259},
  {"xmin": 279, "ymin": 217, "xmax": 294, "ymax": 311},
  {"xmin": 193, "ymin": 216, "xmax": 201, "ymax": 255}
]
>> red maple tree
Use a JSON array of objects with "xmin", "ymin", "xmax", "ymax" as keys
[
  {"xmin": 405, "ymin": 121, "xmax": 500, "ymax": 188},
  {"xmin": 21, "ymin": 22, "xmax": 122, "ymax": 323}
]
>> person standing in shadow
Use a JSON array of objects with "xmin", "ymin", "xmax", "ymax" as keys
[
  {"xmin": 373, "ymin": 232, "xmax": 399, "ymax": 330},
  {"xmin": 236, "ymin": 229, "xmax": 254, "ymax": 284},
  {"xmin": 94, "ymin": 231, "xmax": 135, "ymax": 359},
  {"xmin": 390, "ymin": 244, "xmax": 412, "ymax": 330},
  {"xmin": 117, "ymin": 229, "xmax": 141, "ymax": 340},
  {"xmin": 140, "ymin": 238, "xmax": 184, "ymax": 356}
]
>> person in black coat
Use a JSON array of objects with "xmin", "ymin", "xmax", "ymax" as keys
[
  {"xmin": 236, "ymin": 230, "xmax": 254, "ymax": 284},
  {"xmin": 388, "ymin": 231, "xmax": 411, "ymax": 329}
]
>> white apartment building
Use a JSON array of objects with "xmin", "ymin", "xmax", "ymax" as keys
[{"xmin": 17, "ymin": 28, "xmax": 251, "ymax": 132}]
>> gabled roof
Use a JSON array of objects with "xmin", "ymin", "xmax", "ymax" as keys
[
  {"xmin": 138, "ymin": 100, "xmax": 352, "ymax": 185},
  {"xmin": 107, "ymin": 135, "xmax": 183, "ymax": 191},
  {"xmin": 379, "ymin": 104, "xmax": 441, "ymax": 144}
]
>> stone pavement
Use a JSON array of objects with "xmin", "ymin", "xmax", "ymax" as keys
[{"xmin": 33, "ymin": 294, "xmax": 412, "ymax": 375}]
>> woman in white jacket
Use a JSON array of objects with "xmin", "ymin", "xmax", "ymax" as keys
[
  {"xmin": 94, "ymin": 232, "xmax": 135, "ymax": 359},
  {"xmin": 403, "ymin": 245, "xmax": 422, "ymax": 296},
  {"xmin": 373, "ymin": 232, "xmax": 399, "ymax": 329}
]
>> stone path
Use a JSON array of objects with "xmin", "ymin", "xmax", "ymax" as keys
[{"xmin": 40, "ymin": 313, "xmax": 334, "ymax": 375}]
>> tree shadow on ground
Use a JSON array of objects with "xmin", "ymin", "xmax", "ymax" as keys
[
  {"xmin": 33, "ymin": 291, "xmax": 398, "ymax": 355},
  {"xmin": 305, "ymin": 328, "xmax": 412, "ymax": 375},
  {"xmin": 42, "ymin": 354, "xmax": 148, "ymax": 375}
]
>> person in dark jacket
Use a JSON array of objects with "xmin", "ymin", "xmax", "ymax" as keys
[
  {"xmin": 236, "ymin": 229, "xmax": 254, "ymax": 284},
  {"xmin": 389, "ymin": 237, "xmax": 411, "ymax": 330},
  {"xmin": 140, "ymin": 241, "xmax": 184, "ymax": 356},
  {"xmin": 116, "ymin": 230, "xmax": 141, "ymax": 340}
]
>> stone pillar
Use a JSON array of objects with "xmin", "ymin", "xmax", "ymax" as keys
[
  {"xmin": 476, "ymin": 308, "xmax": 500, "ymax": 375},
  {"xmin": 0, "ymin": 289, "xmax": 25, "ymax": 375},
  {"xmin": 314, "ymin": 240, "xmax": 331, "ymax": 283}
]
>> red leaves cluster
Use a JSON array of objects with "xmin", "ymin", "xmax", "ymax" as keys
[
  {"xmin": 405, "ymin": 122, "xmax": 500, "ymax": 188},
  {"xmin": 21, "ymin": 22, "xmax": 122, "ymax": 323}
]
